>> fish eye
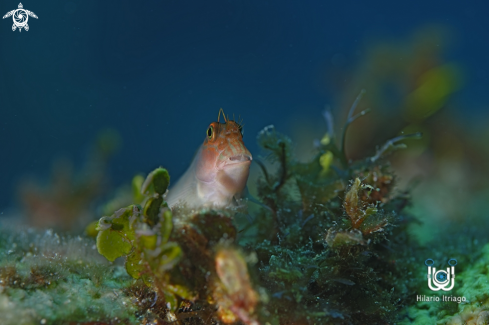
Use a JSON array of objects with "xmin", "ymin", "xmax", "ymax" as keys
[{"xmin": 207, "ymin": 126, "xmax": 214, "ymax": 139}]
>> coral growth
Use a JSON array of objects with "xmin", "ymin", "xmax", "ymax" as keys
[
  {"xmin": 247, "ymin": 123, "xmax": 418, "ymax": 324},
  {"xmin": 0, "ymin": 226, "xmax": 136, "ymax": 325},
  {"xmin": 1, "ymin": 97, "xmax": 428, "ymax": 324}
]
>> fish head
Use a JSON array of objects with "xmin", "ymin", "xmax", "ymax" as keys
[{"xmin": 196, "ymin": 114, "xmax": 252, "ymax": 195}]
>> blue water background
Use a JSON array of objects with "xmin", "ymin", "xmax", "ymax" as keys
[{"xmin": 0, "ymin": 0, "xmax": 487, "ymax": 209}]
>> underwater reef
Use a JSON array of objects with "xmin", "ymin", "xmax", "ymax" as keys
[{"xmin": 1, "ymin": 96, "xmax": 487, "ymax": 325}]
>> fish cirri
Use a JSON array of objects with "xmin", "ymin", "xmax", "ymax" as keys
[{"xmin": 166, "ymin": 110, "xmax": 252, "ymax": 209}]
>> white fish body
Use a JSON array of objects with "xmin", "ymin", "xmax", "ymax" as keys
[{"xmin": 166, "ymin": 116, "xmax": 252, "ymax": 209}]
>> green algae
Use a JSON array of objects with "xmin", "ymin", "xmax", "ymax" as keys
[{"xmin": 95, "ymin": 168, "xmax": 187, "ymax": 312}]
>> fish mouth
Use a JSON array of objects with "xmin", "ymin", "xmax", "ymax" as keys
[{"xmin": 227, "ymin": 154, "xmax": 252, "ymax": 164}]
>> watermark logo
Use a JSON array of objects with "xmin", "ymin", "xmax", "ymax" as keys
[
  {"xmin": 425, "ymin": 258, "xmax": 457, "ymax": 291},
  {"xmin": 3, "ymin": 3, "xmax": 38, "ymax": 32}
]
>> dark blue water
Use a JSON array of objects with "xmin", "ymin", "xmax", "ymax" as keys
[{"xmin": 1, "ymin": 0, "xmax": 488, "ymax": 209}]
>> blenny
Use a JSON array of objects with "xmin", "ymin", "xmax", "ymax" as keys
[{"xmin": 166, "ymin": 109, "xmax": 252, "ymax": 208}]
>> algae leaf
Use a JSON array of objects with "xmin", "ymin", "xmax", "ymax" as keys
[
  {"xmin": 126, "ymin": 250, "xmax": 144, "ymax": 279},
  {"xmin": 96, "ymin": 206, "xmax": 137, "ymax": 262},
  {"xmin": 141, "ymin": 167, "xmax": 170, "ymax": 196}
]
